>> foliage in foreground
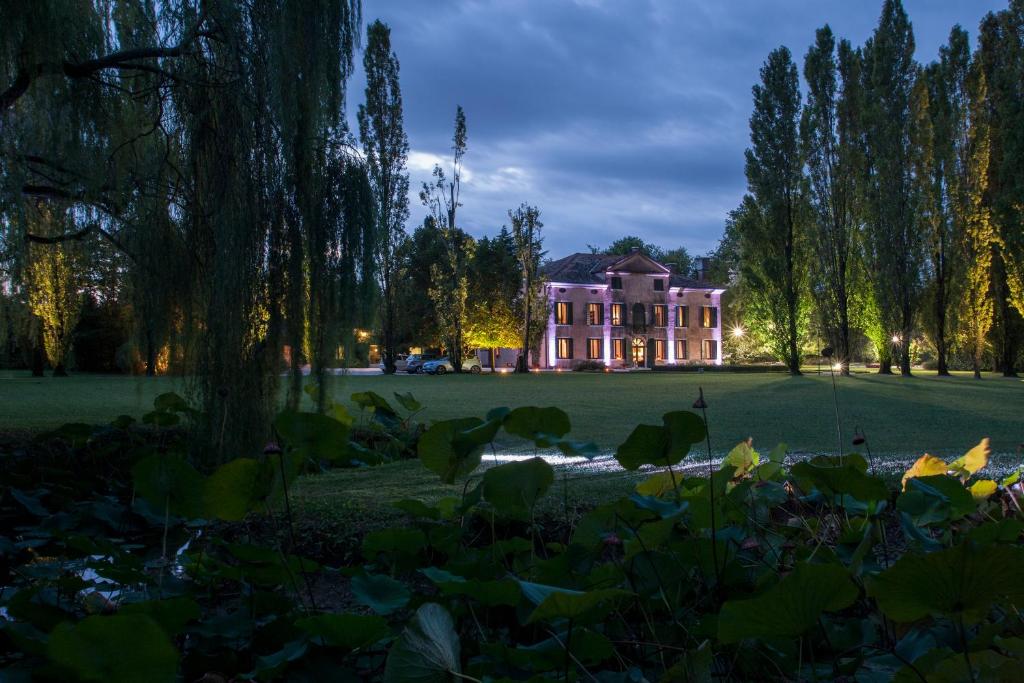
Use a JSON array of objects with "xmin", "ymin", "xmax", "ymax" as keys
[{"xmin": 1, "ymin": 391, "xmax": 1023, "ymax": 681}]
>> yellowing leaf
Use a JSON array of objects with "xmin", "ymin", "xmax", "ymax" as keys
[
  {"xmin": 949, "ymin": 438, "xmax": 991, "ymax": 478},
  {"xmin": 969, "ymin": 479, "xmax": 998, "ymax": 501},
  {"xmin": 902, "ymin": 454, "xmax": 948, "ymax": 490}
]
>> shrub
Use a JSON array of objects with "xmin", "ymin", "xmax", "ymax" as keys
[{"xmin": 571, "ymin": 359, "xmax": 606, "ymax": 372}]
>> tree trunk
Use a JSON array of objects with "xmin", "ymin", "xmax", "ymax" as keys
[
  {"xmin": 145, "ymin": 329, "xmax": 157, "ymax": 377},
  {"xmin": 899, "ymin": 304, "xmax": 913, "ymax": 376},
  {"xmin": 517, "ymin": 264, "xmax": 532, "ymax": 374},
  {"xmin": 994, "ymin": 258, "xmax": 1020, "ymax": 377},
  {"xmin": 934, "ymin": 253, "xmax": 950, "ymax": 376},
  {"xmin": 53, "ymin": 363, "xmax": 68, "ymax": 377},
  {"xmin": 838, "ymin": 294, "xmax": 851, "ymax": 376},
  {"xmin": 31, "ymin": 343, "xmax": 45, "ymax": 377},
  {"xmin": 383, "ymin": 292, "xmax": 396, "ymax": 374},
  {"xmin": 877, "ymin": 346, "xmax": 892, "ymax": 375}
]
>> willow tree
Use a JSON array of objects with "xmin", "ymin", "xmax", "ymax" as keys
[
  {"xmin": 741, "ymin": 46, "xmax": 807, "ymax": 375},
  {"xmin": 22, "ymin": 208, "xmax": 83, "ymax": 376},
  {"xmin": 860, "ymin": 0, "xmax": 923, "ymax": 376},
  {"xmin": 2, "ymin": 1, "xmax": 369, "ymax": 461},
  {"xmin": 421, "ymin": 106, "xmax": 470, "ymax": 371},
  {"xmin": 801, "ymin": 27, "xmax": 862, "ymax": 375}
]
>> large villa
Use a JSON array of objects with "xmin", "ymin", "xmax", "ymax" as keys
[{"xmin": 538, "ymin": 249, "xmax": 725, "ymax": 370}]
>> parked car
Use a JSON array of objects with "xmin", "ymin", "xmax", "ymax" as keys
[
  {"xmin": 405, "ymin": 353, "xmax": 440, "ymax": 374},
  {"xmin": 422, "ymin": 356, "xmax": 482, "ymax": 375},
  {"xmin": 377, "ymin": 353, "xmax": 410, "ymax": 372}
]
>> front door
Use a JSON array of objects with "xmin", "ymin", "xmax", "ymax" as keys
[{"xmin": 631, "ymin": 337, "xmax": 645, "ymax": 366}]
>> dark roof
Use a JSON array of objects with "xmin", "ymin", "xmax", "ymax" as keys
[
  {"xmin": 540, "ymin": 253, "xmax": 619, "ymax": 284},
  {"xmin": 541, "ymin": 252, "xmax": 723, "ymax": 290}
]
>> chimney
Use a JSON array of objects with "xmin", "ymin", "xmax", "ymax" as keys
[{"xmin": 696, "ymin": 257, "xmax": 711, "ymax": 281}]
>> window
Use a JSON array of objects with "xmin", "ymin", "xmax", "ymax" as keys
[
  {"xmin": 587, "ymin": 303, "xmax": 603, "ymax": 325},
  {"xmin": 654, "ymin": 339, "xmax": 666, "ymax": 361},
  {"xmin": 611, "ymin": 338, "xmax": 624, "ymax": 360},
  {"xmin": 610, "ymin": 303, "xmax": 624, "ymax": 326},
  {"xmin": 675, "ymin": 338, "xmax": 688, "ymax": 360},
  {"xmin": 610, "ymin": 276, "xmax": 622, "ymax": 290},
  {"xmin": 631, "ymin": 303, "xmax": 646, "ymax": 328},
  {"xmin": 654, "ymin": 279, "xmax": 664, "ymax": 291},
  {"xmin": 652, "ymin": 304, "xmax": 667, "ymax": 327},
  {"xmin": 701, "ymin": 305, "xmax": 718, "ymax": 328},
  {"xmin": 587, "ymin": 338, "xmax": 602, "ymax": 360},
  {"xmin": 556, "ymin": 301, "xmax": 573, "ymax": 325},
  {"xmin": 556, "ymin": 338, "xmax": 574, "ymax": 359},
  {"xmin": 702, "ymin": 339, "xmax": 718, "ymax": 361},
  {"xmin": 676, "ymin": 305, "xmax": 689, "ymax": 328}
]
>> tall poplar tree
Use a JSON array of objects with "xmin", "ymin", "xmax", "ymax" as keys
[
  {"xmin": 421, "ymin": 107, "xmax": 470, "ymax": 372},
  {"xmin": 740, "ymin": 46, "xmax": 807, "ymax": 375},
  {"xmin": 509, "ymin": 204, "xmax": 544, "ymax": 373},
  {"xmin": 957, "ymin": 62, "xmax": 995, "ymax": 379},
  {"xmin": 860, "ymin": 0, "xmax": 923, "ymax": 376},
  {"xmin": 978, "ymin": 3, "xmax": 1024, "ymax": 376},
  {"xmin": 801, "ymin": 27, "xmax": 861, "ymax": 375},
  {"xmin": 359, "ymin": 20, "xmax": 410, "ymax": 375}
]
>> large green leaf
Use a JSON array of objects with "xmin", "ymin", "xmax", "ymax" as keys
[
  {"xmin": 718, "ymin": 563, "xmax": 857, "ymax": 643},
  {"xmin": 295, "ymin": 613, "xmax": 391, "ymax": 651},
  {"xmin": 722, "ymin": 440, "xmax": 759, "ymax": 477},
  {"xmin": 384, "ymin": 603, "xmax": 461, "ymax": 683},
  {"xmin": 131, "ymin": 453, "xmax": 204, "ymax": 519},
  {"xmin": 119, "ymin": 598, "xmax": 200, "ymax": 636},
  {"xmin": 526, "ymin": 587, "xmax": 633, "ymax": 625},
  {"xmin": 661, "ymin": 411, "xmax": 707, "ymax": 462},
  {"xmin": 615, "ymin": 424, "xmax": 668, "ymax": 470},
  {"xmin": 615, "ymin": 411, "xmax": 705, "ymax": 470},
  {"xmin": 417, "ymin": 418, "xmax": 487, "ymax": 483},
  {"xmin": 481, "ymin": 457, "xmax": 554, "ymax": 518},
  {"xmin": 419, "ymin": 568, "xmax": 521, "ymax": 606},
  {"xmin": 203, "ymin": 458, "xmax": 267, "ymax": 521},
  {"xmin": 48, "ymin": 615, "xmax": 178, "ymax": 683},
  {"xmin": 351, "ymin": 573, "xmax": 411, "ymax": 615},
  {"xmin": 502, "ymin": 406, "xmax": 571, "ymax": 441},
  {"xmin": 352, "ymin": 391, "xmax": 398, "ymax": 418},
  {"xmin": 274, "ymin": 410, "xmax": 350, "ymax": 462},
  {"xmin": 791, "ymin": 454, "xmax": 889, "ymax": 502},
  {"xmin": 868, "ymin": 542, "xmax": 1024, "ymax": 623}
]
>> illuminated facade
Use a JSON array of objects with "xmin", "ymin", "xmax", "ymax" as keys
[{"xmin": 538, "ymin": 249, "xmax": 725, "ymax": 369}]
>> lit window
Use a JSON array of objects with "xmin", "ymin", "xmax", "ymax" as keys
[
  {"xmin": 610, "ymin": 276, "xmax": 622, "ymax": 290},
  {"xmin": 676, "ymin": 305, "xmax": 688, "ymax": 327},
  {"xmin": 610, "ymin": 303, "xmax": 624, "ymax": 326},
  {"xmin": 556, "ymin": 302, "xmax": 573, "ymax": 325},
  {"xmin": 676, "ymin": 339, "xmax": 688, "ymax": 360},
  {"xmin": 654, "ymin": 339, "xmax": 666, "ymax": 360},
  {"xmin": 611, "ymin": 338, "xmax": 624, "ymax": 360},
  {"xmin": 701, "ymin": 305, "xmax": 718, "ymax": 328},
  {"xmin": 654, "ymin": 279, "xmax": 664, "ymax": 291},
  {"xmin": 702, "ymin": 339, "xmax": 718, "ymax": 360},
  {"xmin": 587, "ymin": 338, "xmax": 602, "ymax": 359},
  {"xmin": 557, "ymin": 338, "xmax": 573, "ymax": 359},
  {"xmin": 653, "ymin": 305, "xmax": 667, "ymax": 327},
  {"xmin": 587, "ymin": 303, "xmax": 603, "ymax": 325}
]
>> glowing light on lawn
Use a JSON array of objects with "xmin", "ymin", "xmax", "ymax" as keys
[
  {"xmin": 891, "ymin": 334, "xmax": 901, "ymax": 344},
  {"xmin": 833, "ymin": 363, "xmax": 843, "ymax": 372},
  {"xmin": 731, "ymin": 325, "xmax": 745, "ymax": 338}
]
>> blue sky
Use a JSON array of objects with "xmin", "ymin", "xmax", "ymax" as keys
[{"xmin": 348, "ymin": 0, "xmax": 1006, "ymax": 257}]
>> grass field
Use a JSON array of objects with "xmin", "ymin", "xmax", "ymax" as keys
[{"xmin": 2, "ymin": 368, "xmax": 1021, "ymax": 457}]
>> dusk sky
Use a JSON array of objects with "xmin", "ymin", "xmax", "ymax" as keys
[{"xmin": 348, "ymin": 0, "xmax": 1006, "ymax": 258}]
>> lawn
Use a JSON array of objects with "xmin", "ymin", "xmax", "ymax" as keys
[{"xmin": 2, "ymin": 368, "xmax": 1020, "ymax": 458}]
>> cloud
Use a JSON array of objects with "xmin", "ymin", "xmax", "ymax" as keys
[{"xmin": 353, "ymin": 0, "xmax": 1006, "ymax": 256}]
